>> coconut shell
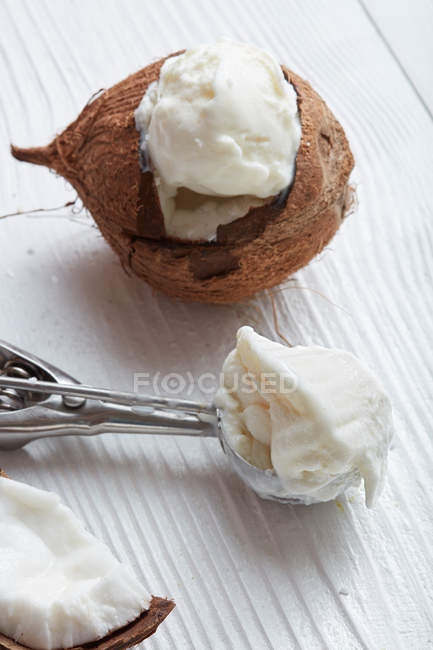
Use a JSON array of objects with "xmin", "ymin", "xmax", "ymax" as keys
[
  {"xmin": 0, "ymin": 597, "xmax": 175, "ymax": 650},
  {"xmin": 0, "ymin": 471, "xmax": 174, "ymax": 648},
  {"xmin": 11, "ymin": 52, "xmax": 354, "ymax": 303}
]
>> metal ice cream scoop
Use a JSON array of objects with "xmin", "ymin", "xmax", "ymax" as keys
[{"xmin": 0, "ymin": 340, "xmax": 357, "ymax": 504}]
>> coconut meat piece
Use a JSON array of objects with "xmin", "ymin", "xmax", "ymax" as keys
[
  {"xmin": 135, "ymin": 40, "xmax": 301, "ymax": 241},
  {"xmin": 0, "ymin": 477, "xmax": 150, "ymax": 650}
]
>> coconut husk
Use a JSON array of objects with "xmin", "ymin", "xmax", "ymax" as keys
[
  {"xmin": 0, "ymin": 597, "xmax": 175, "ymax": 650},
  {"xmin": 11, "ymin": 52, "xmax": 354, "ymax": 303},
  {"xmin": 0, "ymin": 470, "xmax": 174, "ymax": 648}
]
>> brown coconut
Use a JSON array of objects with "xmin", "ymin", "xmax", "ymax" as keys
[
  {"xmin": 11, "ymin": 52, "xmax": 354, "ymax": 304},
  {"xmin": 0, "ymin": 470, "xmax": 175, "ymax": 650}
]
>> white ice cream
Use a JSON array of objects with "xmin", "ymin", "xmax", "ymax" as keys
[
  {"xmin": 215, "ymin": 327, "xmax": 393, "ymax": 507},
  {"xmin": 0, "ymin": 477, "xmax": 150, "ymax": 650},
  {"xmin": 135, "ymin": 41, "xmax": 301, "ymax": 241}
]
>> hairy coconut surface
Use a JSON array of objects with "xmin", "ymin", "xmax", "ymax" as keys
[
  {"xmin": 0, "ymin": 471, "xmax": 174, "ymax": 650},
  {"xmin": 12, "ymin": 52, "xmax": 354, "ymax": 303}
]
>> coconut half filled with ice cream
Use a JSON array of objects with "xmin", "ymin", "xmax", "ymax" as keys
[{"xmin": 12, "ymin": 40, "xmax": 354, "ymax": 303}]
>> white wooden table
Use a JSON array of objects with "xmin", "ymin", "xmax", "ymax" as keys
[{"xmin": 1, "ymin": 1, "xmax": 432, "ymax": 648}]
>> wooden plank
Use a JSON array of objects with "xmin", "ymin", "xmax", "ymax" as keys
[{"xmin": 360, "ymin": 0, "xmax": 433, "ymax": 115}]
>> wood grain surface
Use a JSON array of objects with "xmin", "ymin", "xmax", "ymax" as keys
[{"xmin": 0, "ymin": 1, "xmax": 432, "ymax": 648}]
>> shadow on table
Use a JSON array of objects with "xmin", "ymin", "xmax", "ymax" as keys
[{"xmin": 29, "ymin": 237, "xmax": 301, "ymax": 385}]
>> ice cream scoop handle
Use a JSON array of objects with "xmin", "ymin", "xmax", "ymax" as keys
[
  {"xmin": 0, "ymin": 377, "xmax": 218, "ymax": 450},
  {"xmin": 0, "ymin": 376, "xmax": 211, "ymax": 413}
]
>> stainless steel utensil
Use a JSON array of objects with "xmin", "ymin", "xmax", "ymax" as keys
[{"xmin": 0, "ymin": 340, "xmax": 357, "ymax": 504}]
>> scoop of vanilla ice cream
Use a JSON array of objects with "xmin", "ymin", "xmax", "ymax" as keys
[
  {"xmin": 215, "ymin": 327, "xmax": 393, "ymax": 507},
  {"xmin": 135, "ymin": 41, "xmax": 301, "ymax": 240}
]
